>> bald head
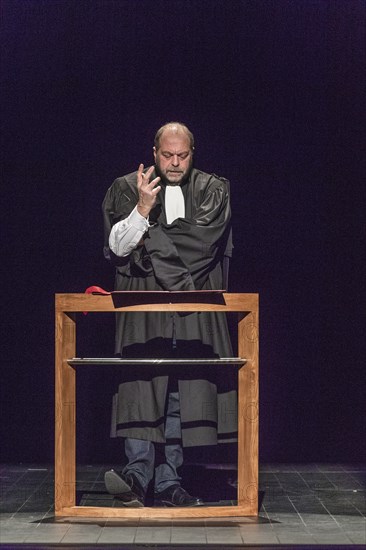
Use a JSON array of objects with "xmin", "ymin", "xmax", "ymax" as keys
[{"xmin": 154, "ymin": 122, "xmax": 194, "ymax": 151}]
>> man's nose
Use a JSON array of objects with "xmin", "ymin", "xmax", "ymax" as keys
[{"xmin": 171, "ymin": 154, "xmax": 180, "ymax": 166}]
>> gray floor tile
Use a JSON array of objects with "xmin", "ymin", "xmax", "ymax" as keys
[
  {"xmin": 316, "ymin": 463, "xmax": 346, "ymax": 472},
  {"xmin": 313, "ymin": 532, "xmax": 354, "ymax": 544},
  {"xmin": 205, "ymin": 525, "xmax": 242, "ymax": 544},
  {"xmin": 263, "ymin": 499, "xmax": 298, "ymax": 513},
  {"xmin": 300, "ymin": 512, "xmax": 340, "ymax": 524},
  {"xmin": 304, "ymin": 523, "xmax": 348, "ymax": 534},
  {"xmin": 61, "ymin": 533, "xmax": 102, "ymax": 543},
  {"xmin": 347, "ymin": 472, "xmax": 366, "ymax": 485},
  {"xmin": 342, "ymin": 464, "xmax": 366, "ymax": 472},
  {"xmin": 325, "ymin": 472, "xmax": 363, "ymax": 490},
  {"xmin": 0, "ymin": 534, "xmax": 29, "ymax": 543},
  {"xmin": 271, "ymin": 521, "xmax": 307, "ymax": 531},
  {"xmin": 0, "ymin": 514, "xmax": 14, "ymax": 523},
  {"xmin": 291, "ymin": 463, "xmax": 322, "ymax": 473},
  {"xmin": 97, "ymin": 526, "xmax": 138, "ymax": 543},
  {"xmin": 139, "ymin": 515, "xmax": 172, "ymax": 532},
  {"xmin": 60, "ymin": 523, "xmax": 103, "ymax": 543},
  {"xmin": 341, "ymin": 528, "xmax": 366, "ymax": 539},
  {"xmin": 300, "ymin": 473, "xmax": 338, "ymax": 491},
  {"xmin": 335, "ymin": 516, "xmax": 366, "ymax": 531},
  {"xmin": 0, "ymin": 524, "xmax": 38, "ymax": 533},
  {"xmin": 22, "ymin": 524, "xmax": 70, "ymax": 534},
  {"xmin": 6, "ymin": 514, "xmax": 42, "ymax": 527},
  {"xmin": 276, "ymin": 533, "xmax": 316, "ymax": 544},
  {"xmin": 239, "ymin": 523, "xmax": 275, "ymax": 532},
  {"xmin": 134, "ymin": 525, "xmax": 171, "ymax": 543},
  {"xmin": 267, "ymin": 512, "xmax": 304, "ymax": 524},
  {"xmin": 0, "ymin": 526, "xmax": 39, "ymax": 543},
  {"xmin": 171, "ymin": 525, "xmax": 207, "ymax": 543},
  {"xmin": 241, "ymin": 532, "xmax": 280, "ymax": 543},
  {"xmin": 23, "ymin": 531, "xmax": 69, "ymax": 543},
  {"xmin": 265, "ymin": 464, "xmax": 297, "ymax": 472}
]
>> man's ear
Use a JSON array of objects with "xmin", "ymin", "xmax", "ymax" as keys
[{"xmin": 153, "ymin": 146, "xmax": 157, "ymax": 161}]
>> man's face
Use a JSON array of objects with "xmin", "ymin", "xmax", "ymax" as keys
[{"xmin": 154, "ymin": 131, "xmax": 193, "ymax": 185}]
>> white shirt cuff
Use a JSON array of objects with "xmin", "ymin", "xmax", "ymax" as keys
[{"xmin": 128, "ymin": 206, "xmax": 150, "ymax": 231}]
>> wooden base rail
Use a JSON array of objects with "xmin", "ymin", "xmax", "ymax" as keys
[{"xmin": 55, "ymin": 291, "xmax": 259, "ymax": 518}]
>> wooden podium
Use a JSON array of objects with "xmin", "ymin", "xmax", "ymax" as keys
[{"xmin": 55, "ymin": 291, "xmax": 259, "ymax": 518}]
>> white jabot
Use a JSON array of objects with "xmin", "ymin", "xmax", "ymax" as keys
[{"xmin": 165, "ymin": 185, "xmax": 185, "ymax": 224}]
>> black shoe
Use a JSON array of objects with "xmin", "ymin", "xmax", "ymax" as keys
[
  {"xmin": 154, "ymin": 485, "xmax": 204, "ymax": 507},
  {"xmin": 104, "ymin": 469, "xmax": 145, "ymax": 507}
]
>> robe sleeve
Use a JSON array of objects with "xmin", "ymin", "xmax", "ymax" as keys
[{"xmin": 102, "ymin": 176, "xmax": 140, "ymax": 264}]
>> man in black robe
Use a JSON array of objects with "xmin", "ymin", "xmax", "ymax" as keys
[{"xmin": 102, "ymin": 122, "xmax": 236, "ymax": 507}]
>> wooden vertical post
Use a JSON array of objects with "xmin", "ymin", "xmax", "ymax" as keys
[
  {"xmin": 237, "ymin": 306, "xmax": 259, "ymax": 515},
  {"xmin": 55, "ymin": 304, "xmax": 76, "ymax": 514}
]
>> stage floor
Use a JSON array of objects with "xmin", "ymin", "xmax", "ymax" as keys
[{"xmin": 0, "ymin": 463, "xmax": 365, "ymax": 547}]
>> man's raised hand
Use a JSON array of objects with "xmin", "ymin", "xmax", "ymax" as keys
[{"xmin": 136, "ymin": 164, "xmax": 161, "ymax": 218}]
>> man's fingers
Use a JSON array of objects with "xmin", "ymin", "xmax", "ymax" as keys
[
  {"xmin": 152, "ymin": 185, "xmax": 161, "ymax": 195},
  {"xmin": 137, "ymin": 164, "xmax": 156, "ymax": 189},
  {"xmin": 146, "ymin": 176, "xmax": 161, "ymax": 188},
  {"xmin": 137, "ymin": 166, "xmax": 160, "ymax": 209},
  {"xmin": 145, "ymin": 165, "xmax": 155, "ymax": 179}
]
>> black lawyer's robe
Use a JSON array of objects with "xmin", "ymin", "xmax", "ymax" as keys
[{"xmin": 102, "ymin": 168, "xmax": 237, "ymax": 447}]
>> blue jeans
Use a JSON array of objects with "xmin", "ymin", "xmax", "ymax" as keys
[{"xmin": 122, "ymin": 392, "xmax": 183, "ymax": 493}]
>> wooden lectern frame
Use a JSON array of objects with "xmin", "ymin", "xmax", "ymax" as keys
[{"xmin": 55, "ymin": 292, "xmax": 259, "ymax": 518}]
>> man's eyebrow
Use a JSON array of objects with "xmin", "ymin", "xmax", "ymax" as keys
[{"xmin": 161, "ymin": 150, "xmax": 190, "ymax": 155}]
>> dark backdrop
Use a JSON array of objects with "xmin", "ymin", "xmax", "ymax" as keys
[{"xmin": 1, "ymin": 0, "xmax": 365, "ymax": 465}]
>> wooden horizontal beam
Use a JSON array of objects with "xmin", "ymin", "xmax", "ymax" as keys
[{"xmin": 55, "ymin": 292, "xmax": 259, "ymax": 313}]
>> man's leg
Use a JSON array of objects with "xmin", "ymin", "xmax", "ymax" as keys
[
  {"xmin": 122, "ymin": 437, "xmax": 155, "ymax": 491},
  {"xmin": 154, "ymin": 392, "xmax": 183, "ymax": 493},
  {"xmin": 154, "ymin": 392, "xmax": 203, "ymax": 507},
  {"xmin": 104, "ymin": 438, "xmax": 154, "ymax": 506}
]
